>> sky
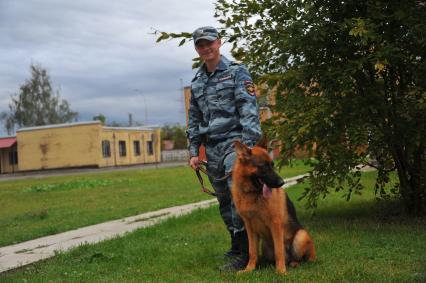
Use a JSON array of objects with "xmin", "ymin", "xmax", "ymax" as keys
[{"xmin": 0, "ymin": 0, "xmax": 232, "ymax": 135}]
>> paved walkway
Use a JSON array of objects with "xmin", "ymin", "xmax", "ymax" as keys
[{"xmin": 0, "ymin": 175, "xmax": 305, "ymax": 273}]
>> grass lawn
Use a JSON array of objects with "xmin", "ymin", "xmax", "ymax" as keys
[
  {"xmin": 0, "ymin": 163, "xmax": 309, "ymax": 247},
  {"xmin": 278, "ymin": 159, "xmax": 311, "ymax": 178},
  {"xmin": 1, "ymin": 171, "xmax": 425, "ymax": 282}
]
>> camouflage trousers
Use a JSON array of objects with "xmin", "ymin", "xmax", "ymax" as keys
[{"xmin": 205, "ymin": 138, "xmax": 245, "ymax": 234}]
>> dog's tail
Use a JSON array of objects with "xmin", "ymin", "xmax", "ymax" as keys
[{"xmin": 292, "ymin": 229, "xmax": 316, "ymax": 262}]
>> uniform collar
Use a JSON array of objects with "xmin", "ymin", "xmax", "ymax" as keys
[
  {"xmin": 216, "ymin": 55, "xmax": 231, "ymax": 71},
  {"xmin": 197, "ymin": 55, "xmax": 231, "ymax": 76}
]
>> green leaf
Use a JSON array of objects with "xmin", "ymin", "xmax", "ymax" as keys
[{"xmin": 156, "ymin": 32, "xmax": 170, "ymax": 42}]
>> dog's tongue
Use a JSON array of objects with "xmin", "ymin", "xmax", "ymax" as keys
[{"xmin": 262, "ymin": 184, "xmax": 272, "ymax": 198}]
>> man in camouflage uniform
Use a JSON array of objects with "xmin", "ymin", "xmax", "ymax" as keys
[{"xmin": 187, "ymin": 26, "xmax": 261, "ymax": 271}]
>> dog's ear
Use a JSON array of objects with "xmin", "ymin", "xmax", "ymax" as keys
[
  {"xmin": 256, "ymin": 135, "xmax": 268, "ymax": 150},
  {"xmin": 234, "ymin": 140, "xmax": 252, "ymax": 161}
]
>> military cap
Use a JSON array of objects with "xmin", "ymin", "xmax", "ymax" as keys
[{"xmin": 192, "ymin": 26, "xmax": 219, "ymax": 44}]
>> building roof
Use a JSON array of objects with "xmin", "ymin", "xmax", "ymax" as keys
[
  {"xmin": 16, "ymin": 121, "xmax": 161, "ymax": 133},
  {"xmin": 17, "ymin": 121, "xmax": 101, "ymax": 132},
  {"xmin": 0, "ymin": 137, "xmax": 17, "ymax": 149},
  {"xmin": 102, "ymin": 125, "xmax": 161, "ymax": 131}
]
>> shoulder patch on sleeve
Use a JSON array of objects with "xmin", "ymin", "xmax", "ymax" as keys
[{"xmin": 244, "ymin": 80, "xmax": 256, "ymax": 96}]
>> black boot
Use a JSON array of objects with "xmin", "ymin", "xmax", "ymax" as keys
[
  {"xmin": 220, "ymin": 230, "xmax": 249, "ymax": 272},
  {"xmin": 224, "ymin": 230, "xmax": 240, "ymax": 259}
]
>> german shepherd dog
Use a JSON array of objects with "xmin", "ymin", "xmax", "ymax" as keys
[{"xmin": 232, "ymin": 140, "xmax": 316, "ymax": 274}]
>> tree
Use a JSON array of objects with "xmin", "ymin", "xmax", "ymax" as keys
[
  {"xmin": 173, "ymin": 125, "xmax": 188, "ymax": 149},
  {"xmin": 161, "ymin": 124, "xmax": 188, "ymax": 150},
  {"xmin": 0, "ymin": 112, "xmax": 15, "ymax": 136},
  {"xmin": 93, "ymin": 114, "xmax": 106, "ymax": 125},
  {"xmin": 157, "ymin": 0, "xmax": 426, "ymax": 214},
  {"xmin": 1, "ymin": 64, "xmax": 78, "ymax": 133}
]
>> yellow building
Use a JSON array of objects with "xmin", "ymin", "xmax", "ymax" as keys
[{"xmin": 0, "ymin": 121, "xmax": 161, "ymax": 174}]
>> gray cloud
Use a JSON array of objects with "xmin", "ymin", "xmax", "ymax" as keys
[{"xmin": 0, "ymin": 0, "xmax": 232, "ymax": 134}]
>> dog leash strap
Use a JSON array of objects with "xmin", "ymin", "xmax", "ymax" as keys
[
  {"xmin": 198, "ymin": 161, "xmax": 232, "ymax": 181},
  {"xmin": 195, "ymin": 169, "xmax": 217, "ymax": 197}
]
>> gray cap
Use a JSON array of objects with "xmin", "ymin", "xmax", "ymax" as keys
[{"xmin": 192, "ymin": 26, "xmax": 219, "ymax": 44}]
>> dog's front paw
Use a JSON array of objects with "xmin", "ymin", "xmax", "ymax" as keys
[
  {"xmin": 276, "ymin": 268, "xmax": 288, "ymax": 275},
  {"xmin": 237, "ymin": 266, "xmax": 255, "ymax": 274}
]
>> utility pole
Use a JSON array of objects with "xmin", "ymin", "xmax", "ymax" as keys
[
  {"xmin": 179, "ymin": 78, "xmax": 184, "ymax": 119},
  {"xmin": 143, "ymin": 95, "xmax": 148, "ymax": 125}
]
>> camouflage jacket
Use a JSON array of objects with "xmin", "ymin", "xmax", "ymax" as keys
[{"xmin": 187, "ymin": 55, "xmax": 261, "ymax": 157}]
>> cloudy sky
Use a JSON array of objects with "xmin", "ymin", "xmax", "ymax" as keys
[{"xmin": 0, "ymin": 0, "xmax": 232, "ymax": 134}]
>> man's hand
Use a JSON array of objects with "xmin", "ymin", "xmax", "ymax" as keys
[{"xmin": 189, "ymin": 156, "xmax": 201, "ymax": 170}]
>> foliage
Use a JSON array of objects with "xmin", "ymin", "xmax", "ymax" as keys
[
  {"xmin": 107, "ymin": 120, "xmax": 123, "ymax": 127},
  {"xmin": 152, "ymin": 28, "xmax": 204, "ymax": 69},
  {"xmin": 0, "ymin": 112, "xmax": 14, "ymax": 136},
  {"xmin": 157, "ymin": 0, "xmax": 426, "ymax": 214},
  {"xmin": 92, "ymin": 114, "xmax": 106, "ymax": 125},
  {"xmin": 161, "ymin": 124, "xmax": 188, "ymax": 150},
  {"xmin": 1, "ymin": 64, "xmax": 78, "ymax": 134}
]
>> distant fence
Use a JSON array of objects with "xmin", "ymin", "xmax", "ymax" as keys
[{"xmin": 161, "ymin": 150, "xmax": 189, "ymax": 162}]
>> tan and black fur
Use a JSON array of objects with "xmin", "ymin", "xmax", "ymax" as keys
[{"xmin": 232, "ymin": 140, "xmax": 316, "ymax": 274}]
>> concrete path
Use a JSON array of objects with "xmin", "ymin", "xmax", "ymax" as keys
[{"xmin": 0, "ymin": 174, "xmax": 306, "ymax": 273}]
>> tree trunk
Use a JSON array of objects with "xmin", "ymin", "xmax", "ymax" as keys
[{"xmin": 393, "ymin": 145, "xmax": 425, "ymax": 215}]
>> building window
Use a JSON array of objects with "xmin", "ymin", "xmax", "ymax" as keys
[
  {"xmin": 9, "ymin": 150, "xmax": 18, "ymax": 165},
  {"xmin": 147, "ymin": 141, "xmax": 154, "ymax": 155},
  {"xmin": 102, "ymin": 140, "xmax": 111, "ymax": 158},
  {"xmin": 133, "ymin": 140, "xmax": 141, "ymax": 156},
  {"xmin": 119, "ymin": 140, "xmax": 126, "ymax": 157}
]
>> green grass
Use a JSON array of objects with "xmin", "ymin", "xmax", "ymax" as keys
[
  {"xmin": 0, "ymin": 163, "xmax": 308, "ymax": 247},
  {"xmin": 1, "ymin": 171, "xmax": 425, "ymax": 282},
  {"xmin": 0, "ymin": 166, "xmax": 210, "ymax": 247},
  {"xmin": 278, "ymin": 159, "xmax": 312, "ymax": 178}
]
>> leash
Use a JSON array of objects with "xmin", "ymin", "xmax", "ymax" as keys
[{"xmin": 195, "ymin": 161, "xmax": 231, "ymax": 197}]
